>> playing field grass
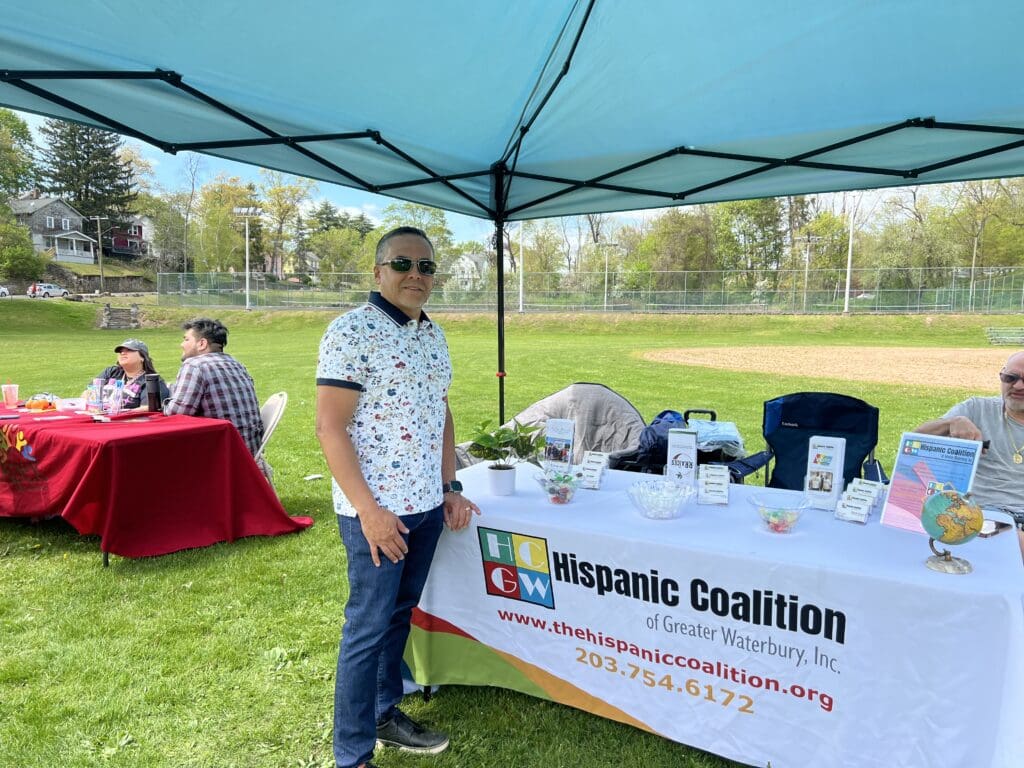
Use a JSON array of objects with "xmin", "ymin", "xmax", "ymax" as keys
[{"xmin": 0, "ymin": 300, "xmax": 1010, "ymax": 768}]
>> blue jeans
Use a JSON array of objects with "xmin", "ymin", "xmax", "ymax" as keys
[{"xmin": 333, "ymin": 505, "xmax": 444, "ymax": 768}]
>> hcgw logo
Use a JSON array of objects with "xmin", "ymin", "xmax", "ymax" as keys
[{"xmin": 478, "ymin": 527, "xmax": 555, "ymax": 609}]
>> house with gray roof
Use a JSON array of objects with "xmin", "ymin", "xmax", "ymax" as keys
[{"xmin": 9, "ymin": 192, "xmax": 97, "ymax": 265}]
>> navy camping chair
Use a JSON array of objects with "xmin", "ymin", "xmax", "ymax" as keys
[{"xmin": 728, "ymin": 392, "xmax": 886, "ymax": 490}]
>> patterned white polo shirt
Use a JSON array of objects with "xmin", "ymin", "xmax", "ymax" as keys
[{"xmin": 316, "ymin": 292, "xmax": 452, "ymax": 517}]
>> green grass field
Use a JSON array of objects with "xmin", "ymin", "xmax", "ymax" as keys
[{"xmin": 0, "ymin": 301, "xmax": 1009, "ymax": 768}]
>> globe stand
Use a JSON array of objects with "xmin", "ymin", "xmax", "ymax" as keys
[{"xmin": 925, "ymin": 538, "xmax": 973, "ymax": 575}]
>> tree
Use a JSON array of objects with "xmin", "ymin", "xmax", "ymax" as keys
[
  {"xmin": 947, "ymin": 181, "xmax": 1003, "ymax": 284},
  {"xmin": 119, "ymin": 145, "xmax": 156, "ymax": 196},
  {"xmin": 38, "ymin": 119, "xmax": 137, "ymax": 221},
  {"xmin": 863, "ymin": 189, "xmax": 959, "ymax": 292},
  {"xmin": 180, "ymin": 154, "xmax": 205, "ymax": 272},
  {"xmin": 135, "ymin": 192, "xmax": 187, "ymax": 272},
  {"xmin": 259, "ymin": 170, "xmax": 317, "ymax": 277},
  {"xmin": 0, "ymin": 203, "xmax": 44, "ymax": 280},
  {"xmin": 350, "ymin": 213, "xmax": 376, "ymax": 239},
  {"xmin": 309, "ymin": 200, "xmax": 345, "ymax": 233},
  {"xmin": 192, "ymin": 176, "xmax": 251, "ymax": 272},
  {"xmin": 309, "ymin": 228, "xmax": 364, "ymax": 288},
  {"xmin": 381, "ymin": 202, "xmax": 455, "ymax": 268},
  {"xmin": 0, "ymin": 109, "xmax": 37, "ymax": 197},
  {"xmin": 722, "ymin": 198, "xmax": 785, "ymax": 286}
]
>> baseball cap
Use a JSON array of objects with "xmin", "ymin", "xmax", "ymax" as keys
[{"xmin": 115, "ymin": 338, "xmax": 149, "ymax": 356}]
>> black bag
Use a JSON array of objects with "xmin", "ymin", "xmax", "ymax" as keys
[{"xmin": 610, "ymin": 409, "xmax": 723, "ymax": 474}]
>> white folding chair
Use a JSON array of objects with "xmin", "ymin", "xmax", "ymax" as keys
[{"xmin": 255, "ymin": 391, "xmax": 288, "ymax": 460}]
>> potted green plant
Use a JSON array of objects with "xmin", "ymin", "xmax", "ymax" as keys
[{"xmin": 468, "ymin": 419, "xmax": 544, "ymax": 495}]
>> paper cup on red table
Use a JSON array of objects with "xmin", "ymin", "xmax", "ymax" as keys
[{"xmin": 2, "ymin": 384, "xmax": 18, "ymax": 407}]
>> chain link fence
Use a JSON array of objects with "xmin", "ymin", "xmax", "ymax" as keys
[{"xmin": 157, "ymin": 266, "xmax": 1024, "ymax": 314}]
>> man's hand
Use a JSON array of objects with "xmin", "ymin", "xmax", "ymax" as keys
[
  {"xmin": 358, "ymin": 505, "xmax": 410, "ymax": 566},
  {"xmin": 443, "ymin": 492, "xmax": 480, "ymax": 531},
  {"xmin": 946, "ymin": 415, "xmax": 984, "ymax": 442}
]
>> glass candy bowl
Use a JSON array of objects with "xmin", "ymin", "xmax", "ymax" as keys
[
  {"xmin": 628, "ymin": 479, "xmax": 695, "ymax": 520},
  {"xmin": 749, "ymin": 494, "xmax": 811, "ymax": 534},
  {"xmin": 535, "ymin": 471, "xmax": 580, "ymax": 504}
]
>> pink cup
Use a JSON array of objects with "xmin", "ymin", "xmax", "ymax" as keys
[{"xmin": 2, "ymin": 384, "xmax": 18, "ymax": 407}]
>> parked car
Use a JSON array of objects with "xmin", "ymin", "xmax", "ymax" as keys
[
  {"xmin": 27, "ymin": 282, "xmax": 70, "ymax": 298},
  {"xmin": 0, "ymin": 285, "xmax": 9, "ymax": 298}
]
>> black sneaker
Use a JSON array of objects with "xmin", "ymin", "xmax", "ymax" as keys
[{"xmin": 375, "ymin": 709, "xmax": 449, "ymax": 754}]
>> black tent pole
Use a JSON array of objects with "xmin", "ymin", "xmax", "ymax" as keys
[{"xmin": 491, "ymin": 162, "xmax": 508, "ymax": 424}]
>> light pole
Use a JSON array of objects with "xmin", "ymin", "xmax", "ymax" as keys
[
  {"xmin": 518, "ymin": 221, "xmax": 525, "ymax": 314},
  {"xmin": 233, "ymin": 207, "xmax": 261, "ymax": 311},
  {"xmin": 601, "ymin": 242, "xmax": 619, "ymax": 312},
  {"xmin": 90, "ymin": 216, "xmax": 108, "ymax": 293},
  {"xmin": 801, "ymin": 235, "xmax": 822, "ymax": 312},
  {"xmin": 842, "ymin": 196, "xmax": 862, "ymax": 314}
]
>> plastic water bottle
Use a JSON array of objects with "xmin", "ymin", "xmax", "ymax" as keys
[
  {"xmin": 101, "ymin": 378, "xmax": 116, "ymax": 413},
  {"xmin": 108, "ymin": 379, "xmax": 125, "ymax": 416},
  {"xmin": 86, "ymin": 378, "xmax": 104, "ymax": 414}
]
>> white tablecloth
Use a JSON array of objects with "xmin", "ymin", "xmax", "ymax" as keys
[{"xmin": 408, "ymin": 463, "xmax": 1024, "ymax": 768}]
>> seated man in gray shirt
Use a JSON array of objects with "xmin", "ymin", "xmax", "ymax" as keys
[{"xmin": 916, "ymin": 350, "xmax": 1024, "ymax": 558}]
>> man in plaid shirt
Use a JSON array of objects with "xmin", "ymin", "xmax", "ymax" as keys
[{"xmin": 164, "ymin": 317, "xmax": 264, "ymax": 456}]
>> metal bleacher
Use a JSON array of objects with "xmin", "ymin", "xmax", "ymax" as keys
[{"xmin": 985, "ymin": 327, "xmax": 1024, "ymax": 345}]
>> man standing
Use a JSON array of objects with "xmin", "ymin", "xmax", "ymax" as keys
[
  {"xmin": 316, "ymin": 226, "xmax": 479, "ymax": 768},
  {"xmin": 916, "ymin": 350, "xmax": 1024, "ymax": 551},
  {"xmin": 164, "ymin": 317, "xmax": 264, "ymax": 456}
]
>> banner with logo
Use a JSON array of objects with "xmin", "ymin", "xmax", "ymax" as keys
[{"xmin": 406, "ymin": 472, "xmax": 1023, "ymax": 768}]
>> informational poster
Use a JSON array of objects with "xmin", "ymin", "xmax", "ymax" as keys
[
  {"xmin": 665, "ymin": 428, "xmax": 698, "ymax": 487},
  {"xmin": 880, "ymin": 432, "xmax": 982, "ymax": 535}
]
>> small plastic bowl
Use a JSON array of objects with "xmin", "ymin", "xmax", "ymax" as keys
[
  {"xmin": 628, "ymin": 479, "xmax": 695, "ymax": 520},
  {"xmin": 749, "ymin": 494, "xmax": 810, "ymax": 534},
  {"xmin": 535, "ymin": 471, "xmax": 580, "ymax": 504}
]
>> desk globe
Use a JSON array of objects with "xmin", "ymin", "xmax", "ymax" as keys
[{"xmin": 921, "ymin": 489, "xmax": 984, "ymax": 574}]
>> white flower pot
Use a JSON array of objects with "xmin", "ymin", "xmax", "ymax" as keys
[{"xmin": 487, "ymin": 465, "xmax": 517, "ymax": 496}]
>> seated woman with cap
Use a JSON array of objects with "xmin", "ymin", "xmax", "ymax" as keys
[{"xmin": 88, "ymin": 338, "xmax": 171, "ymax": 411}]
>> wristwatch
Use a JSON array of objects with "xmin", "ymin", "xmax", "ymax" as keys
[{"xmin": 442, "ymin": 480, "xmax": 463, "ymax": 494}]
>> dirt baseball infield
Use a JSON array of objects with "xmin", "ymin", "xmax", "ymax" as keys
[{"xmin": 642, "ymin": 346, "xmax": 1017, "ymax": 392}]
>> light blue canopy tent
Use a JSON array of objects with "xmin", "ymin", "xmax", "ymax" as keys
[{"xmin": 4, "ymin": 0, "xmax": 1024, "ymax": 417}]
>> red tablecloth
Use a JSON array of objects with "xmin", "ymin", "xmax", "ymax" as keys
[{"xmin": 0, "ymin": 409, "xmax": 312, "ymax": 557}]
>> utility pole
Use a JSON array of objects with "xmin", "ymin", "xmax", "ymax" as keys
[{"xmin": 90, "ymin": 216, "xmax": 109, "ymax": 293}]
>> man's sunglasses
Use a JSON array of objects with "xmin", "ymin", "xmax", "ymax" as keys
[
  {"xmin": 999, "ymin": 371, "xmax": 1024, "ymax": 385},
  {"xmin": 380, "ymin": 257, "xmax": 437, "ymax": 275}
]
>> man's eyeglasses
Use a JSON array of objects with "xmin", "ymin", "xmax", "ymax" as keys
[
  {"xmin": 380, "ymin": 257, "xmax": 437, "ymax": 276},
  {"xmin": 999, "ymin": 371, "xmax": 1024, "ymax": 385}
]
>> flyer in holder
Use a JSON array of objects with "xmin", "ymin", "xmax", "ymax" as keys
[
  {"xmin": 804, "ymin": 435, "xmax": 845, "ymax": 510},
  {"xmin": 543, "ymin": 418, "xmax": 575, "ymax": 469},
  {"xmin": 880, "ymin": 432, "xmax": 982, "ymax": 535},
  {"xmin": 665, "ymin": 428, "xmax": 698, "ymax": 487}
]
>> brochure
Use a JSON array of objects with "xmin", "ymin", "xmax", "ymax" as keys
[
  {"xmin": 804, "ymin": 435, "xmax": 846, "ymax": 511},
  {"xmin": 579, "ymin": 451, "xmax": 610, "ymax": 490},
  {"xmin": 697, "ymin": 464, "xmax": 730, "ymax": 505},
  {"xmin": 880, "ymin": 432, "xmax": 983, "ymax": 535},
  {"xmin": 543, "ymin": 418, "xmax": 575, "ymax": 469},
  {"xmin": 665, "ymin": 428, "xmax": 698, "ymax": 487}
]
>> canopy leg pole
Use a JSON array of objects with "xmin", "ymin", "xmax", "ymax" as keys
[{"xmin": 492, "ymin": 163, "xmax": 508, "ymax": 424}]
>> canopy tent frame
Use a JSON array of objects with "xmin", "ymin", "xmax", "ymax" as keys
[
  {"xmin": 6, "ymin": 0, "xmax": 1024, "ymax": 422},
  {"xmin": 7, "ymin": 68, "xmax": 1024, "ymax": 219}
]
